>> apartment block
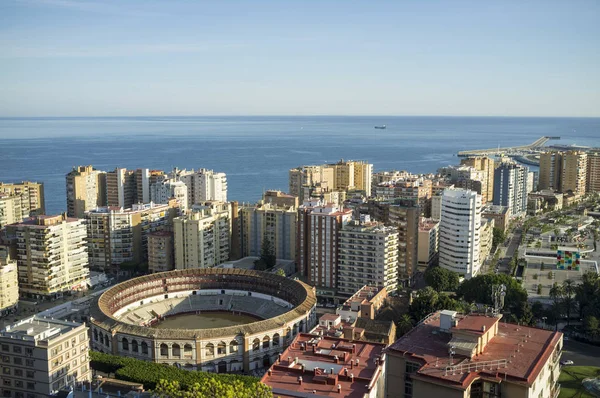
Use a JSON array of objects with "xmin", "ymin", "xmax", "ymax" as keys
[
  {"xmin": 148, "ymin": 231, "xmax": 174, "ymax": 273},
  {"xmin": 337, "ymin": 220, "xmax": 399, "ymax": 296},
  {"xmin": 493, "ymin": 161, "xmax": 530, "ymax": 216},
  {"xmin": 561, "ymin": 151, "xmax": 587, "ymax": 196},
  {"xmin": 439, "ymin": 189, "xmax": 482, "ymax": 279},
  {"xmin": 360, "ymin": 199, "xmax": 420, "ymax": 282},
  {"xmin": 65, "ymin": 165, "xmax": 107, "ymax": 218},
  {"xmin": 460, "ymin": 156, "xmax": 495, "ymax": 203},
  {"xmin": 0, "ymin": 181, "xmax": 45, "ymax": 217},
  {"xmin": 86, "ymin": 201, "xmax": 179, "ymax": 271},
  {"xmin": 482, "ymin": 205, "xmax": 511, "ymax": 233},
  {"xmin": 105, "ymin": 168, "xmax": 135, "ymax": 208},
  {"xmin": 0, "ymin": 195, "xmax": 23, "ymax": 229},
  {"xmin": 417, "ymin": 218, "xmax": 439, "ymax": 271},
  {"xmin": 240, "ymin": 197, "xmax": 297, "ymax": 262},
  {"xmin": 0, "ymin": 245, "xmax": 19, "ymax": 316},
  {"xmin": 174, "ymin": 201, "xmax": 231, "ymax": 269},
  {"xmin": 13, "ymin": 214, "xmax": 89, "ymax": 299},
  {"xmin": 171, "ymin": 168, "xmax": 227, "ymax": 207},
  {"xmin": 0, "ymin": 316, "xmax": 91, "ymax": 398},
  {"xmin": 587, "ymin": 151, "xmax": 600, "ymax": 193},
  {"xmin": 539, "ymin": 152, "xmax": 562, "ymax": 191},
  {"xmin": 289, "ymin": 160, "xmax": 372, "ymax": 202},
  {"xmin": 297, "ymin": 200, "xmax": 352, "ymax": 291},
  {"xmin": 150, "ymin": 179, "xmax": 188, "ymax": 213},
  {"xmin": 373, "ymin": 176, "xmax": 432, "ymax": 212},
  {"xmin": 479, "ymin": 217, "xmax": 495, "ymax": 265},
  {"xmin": 385, "ymin": 310, "xmax": 563, "ymax": 398}
]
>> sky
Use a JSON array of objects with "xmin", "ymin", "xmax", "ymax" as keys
[{"xmin": 0, "ymin": 0, "xmax": 599, "ymax": 117}]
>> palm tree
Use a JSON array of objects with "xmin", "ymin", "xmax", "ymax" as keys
[
  {"xmin": 397, "ymin": 314, "xmax": 414, "ymax": 337},
  {"xmin": 562, "ymin": 279, "xmax": 576, "ymax": 326},
  {"xmin": 549, "ymin": 283, "xmax": 563, "ymax": 312}
]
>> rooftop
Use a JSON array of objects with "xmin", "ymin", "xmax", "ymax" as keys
[
  {"xmin": 261, "ymin": 333, "xmax": 386, "ymax": 398},
  {"xmin": 386, "ymin": 311, "xmax": 562, "ymax": 389},
  {"xmin": 339, "ymin": 286, "xmax": 384, "ymax": 311},
  {"xmin": 0, "ymin": 316, "xmax": 84, "ymax": 343}
]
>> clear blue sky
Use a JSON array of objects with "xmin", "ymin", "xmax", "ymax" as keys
[{"xmin": 1, "ymin": 0, "xmax": 598, "ymax": 117}]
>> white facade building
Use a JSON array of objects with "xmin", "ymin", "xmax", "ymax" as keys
[
  {"xmin": 171, "ymin": 168, "xmax": 227, "ymax": 207},
  {"xmin": 337, "ymin": 221, "xmax": 399, "ymax": 295},
  {"xmin": 150, "ymin": 179, "xmax": 188, "ymax": 213},
  {"xmin": 438, "ymin": 189, "xmax": 482, "ymax": 279},
  {"xmin": 0, "ymin": 246, "xmax": 19, "ymax": 316}
]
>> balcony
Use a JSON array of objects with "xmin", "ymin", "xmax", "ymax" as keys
[{"xmin": 551, "ymin": 384, "xmax": 560, "ymax": 398}]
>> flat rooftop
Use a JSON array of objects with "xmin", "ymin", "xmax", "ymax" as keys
[
  {"xmin": 339, "ymin": 286, "xmax": 384, "ymax": 310},
  {"xmin": 261, "ymin": 333, "xmax": 386, "ymax": 398},
  {"xmin": 0, "ymin": 316, "xmax": 83, "ymax": 342},
  {"xmin": 386, "ymin": 311, "xmax": 562, "ymax": 389}
]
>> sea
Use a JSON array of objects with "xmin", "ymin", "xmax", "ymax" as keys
[{"xmin": 0, "ymin": 116, "xmax": 598, "ymax": 215}]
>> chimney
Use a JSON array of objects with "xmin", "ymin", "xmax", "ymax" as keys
[
  {"xmin": 268, "ymin": 369, "xmax": 272, "ymax": 376},
  {"xmin": 298, "ymin": 376, "xmax": 303, "ymax": 385},
  {"xmin": 330, "ymin": 368, "xmax": 334, "ymax": 375},
  {"xmin": 350, "ymin": 374, "xmax": 354, "ymax": 382},
  {"xmin": 344, "ymin": 368, "xmax": 348, "ymax": 376},
  {"xmin": 278, "ymin": 354, "xmax": 282, "ymax": 362},
  {"xmin": 481, "ymin": 325, "xmax": 486, "ymax": 332},
  {"xmin": 337, "ymin": 384, "xmax": 342, "ymax": 394},
  {"xmin": 288, "ymin": 356, "xmax": 292, "ymax": 363},
  {"xmin": 356, "ymin": 359, "xmax": 360, "ymax": 366}
]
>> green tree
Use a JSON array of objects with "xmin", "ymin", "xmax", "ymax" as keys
[
  {"xmin": 456, "ymin": 274, "xmax": 528, "ymax": 318},
  {"xmin": 492, "ymin": 227, "xmax": 506, "ymax": 248},
  {"xmin": 584, "ymin": 316, "xmax": 599, "ymax": 339},
  {"xmin": 397, "ymin": 314, "xmax": 414, "ymax": 337},
  {"xmin": 424, "ymin": 266, "xmax": 460, "ymax": 292},
  {"xmin": 562, "ymin": 279, "xmax": 576, "ymax": 326},
  {"xmin": 254, "ymin": 237, "xmax": 276, "ymax": 271},
  {"xmin": 575, "ymin": 272, "xmax": 600, "ymax": 319},
  {"xmin": 537, "ymin": 284, "xmax": 542, "ymax": 294},
  {"xmin": 531, "ymin": 301, "xmax": 545, "ymax": 320},
  {"xmin": 540, "ymin": 262, "xmax": 545, "ymax": 271},
  {"xmin": 409, "ymin": 287, "xmax": 462, "ymax": 321},
  {"xmin": 274, "ymin": 268, "xmax": 286, "ymax": 277}
]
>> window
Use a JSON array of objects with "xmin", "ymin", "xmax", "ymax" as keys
[
  {"xmin": 122, "ymin": 338, "xmax": 129, "ymax": 351},
  {"xmin": 205, "ymin": 343, "xmax": 214, "ymax": 356},
  {"xmin": 26, "ymin": 359, "xmax": 34, "ymax": 367},
  {"xmin": 79, "ymin": 333, "xmax": 86, "ymax": 342},
  {"xmin": 160, "ymin": 344, "xmax": 168, "ymax": 357},
  {"xmin": 3, "ymin": 367, "xmax": 10, "ymax": 375},
  {"xmin": 172, "ymin": 344, "xmax": 181, "ymax": 357},
  {"xmin": 405, "ymin": 362, "xmax": 421, "ymax": 374},
  {"xmin": 230, "ymin": 341, "xmax": 238, "ymax": 353},
  {"xmin": 3, "ymin": 379, "xmax": 11, "ymax": 386},
  {"xmin": 25, "ymin": 348, "xmax": 33, "ymax": 356},
  {"xmin": 26, "ymin": 370, "xmax": 35, "ymax": 378},
  {"xmin": 13, "ymin": 346, "xmax": 22, "ymax": 354},
  {"xmin": 1, "ymin": 344, "xmax": 8, "ymax": 352},
  {"xmin": 141, "ymin": 342, "xmax": 148, "ymax": 355},
  {"xmin": 15, "ymin": 381, "xmax": 23, "ymax": 388},
  {"xmin": 404, "ymin": 380, "xmax": 413, "ymax": 398},
  {"xmin": 15, "ymin": 369, "xmax": 23, "ymax": 377},
  {"xmin": 132, "ymin": 340, "xmax": 138, "ymax": 353},
  {"xmin": 1, "ymin": 356, "xmax": 9, "ymax": 363},
  {"xmin": 27, "ymin": 383, "xmax": 35, "ymax": 390}
]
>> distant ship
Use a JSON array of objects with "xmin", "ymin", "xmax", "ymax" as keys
[{"xmin": 374, "ymin": 125, "xmax": 386, "ymax": 129}]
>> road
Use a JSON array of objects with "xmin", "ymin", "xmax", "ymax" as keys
[
  {"xmin": 496, "ymin": 228, "xmax": 522, "ymax": 274},
  {"xmin": 561, "ymin": 339, "xmax": 600, "ymax": 367}
]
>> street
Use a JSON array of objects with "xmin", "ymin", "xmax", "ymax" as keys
[{"xmin": 561, "ymin": 339, "xmax": 600, "ymax": 367}]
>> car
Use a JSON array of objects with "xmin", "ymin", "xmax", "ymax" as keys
[{"xmin": 561, "ymin": 360, "xmax": 574, "ymax": 366}]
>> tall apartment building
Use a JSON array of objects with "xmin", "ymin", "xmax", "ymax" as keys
[
  {"xmin": 0, "ymin": 195, "xmax": 23, "ymax": 228},
  {"xmin": 150, "ymin": 179, "xmax": 188, "ymax": 213},
  {"xmin": 479, "ymin": 217, "xmax": 495, "ymax": 264},
  {"xmin": 297, "ymin": 201, "xmax": 352, "ymax": 291},
  {"xmin": 417, "ymin": 218, "xmax": 439, "ymax": 271},
  {"xmin": 65, "ymin": 165, "xmax": 107, "ymax": 218},
  {"xmin": 371, "ymin": 170, "xmax": 411, "ymax": 194},
  {"xmin": 289, "ymin": 160, "xmax": 372, "ymax": 202},
  {"xmin": 174, "ymin": 202, "xmax": 231, "ymax": 269},
  {"xmin": 106, "ymin": 168, "xmax": 135, "ymax": 208},
  {"xmin": 386, "ymin": 310, "xmax": 563, "ymax": 398},
  {"xmin": 0, "ymin": 181, "xmax": 45, "ymax": 216},
  {"xmin": 587, "ymin": 151, "xmax": 600, "ymax": 193},
  {"xmin": 439, "ymin": 189, "xmax": 482, "ymax": 279},
  {"xmin": 493, "ymin": 162, "xmax": 529, "ymax": 216},
  {"xmin": 539, "ymin": 151, "xmax": 588, "ymax": 196},
  {"xmin": 460, "ymin": 156, "xmax": 495, "ymax": 203},
  {"xmin": 171, "ymin": 168, "xmax": 227, "ymax": 207},
  {"xmin": 148, "ymin": 231, "xmax": 174, "ymax": 273},
  {"xmin": 86, "ymin": 201, "xmax": 179, "ymax": 270},
  {"xmin": 0, "ymin": 316, "xmax": 91, "ymax": 398},
  {"xmin": 240, "ymin": 197, "xmax": 297, "ymax": 261},
  {"xmin": 439, "ymin": 164, "xmax": 489, "ymax": 204},
  {"xmin": 562, "ymin": 151, "xmax": 587, "ymax": 196},
  {"xmin": 0, "ymin": 245, "xmax": 19, "ymax": 316},
  {"xmin": 13, "ymin": 214, "xmax": 89, "ymax": 299},
  {"xmin": 539, "ymin": 152, "xmax": 562, "ymax": 191},
  {"xmin": 374, "ymin": 176, "xmax": 432, "ymax": 212},
  {"xmin": 337, "ymin": 220, "xmax": 399, "ymax": 296},
  {"xmin": 360, "ymin": 199, "xmax": 420, "ymax": 282}
]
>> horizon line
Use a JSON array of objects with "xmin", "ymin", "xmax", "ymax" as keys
[{"xmin": 1, "ymin": 114, "xmax": 600, "ymax": 119}]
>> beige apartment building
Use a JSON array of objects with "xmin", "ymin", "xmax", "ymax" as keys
[
  {"xmin": 417, "ymin": 218, "xmax": 439, "ymax": 271},
  {"xmin": 539, "ymin": 152, "xmax": 562, "ymax": 191},
  {"xmin": 148, "ymin": 231, "xmax": 174, "ymax": 273},
  {"xmin": 297, "ymin": 200, "xmax": 353, "ymax": 291},
  {"xmin": 65, "ymin": 165, "xmax": 106, "ymax": 218},
  {"xmin": 561, "ymin": 151, "xmax": 587, "ymax": 196},
  {"xmin": 289, "ymin": 160, "xmax": 373, "ymax": 202},
  {"xmin": 0, "ymin": 316, "xmax": 91, "ymax": 398},
  {"xmin": 174, "ymin": 201, "xmax": 231, "ymax": 269},
  {"xmin": 374, "ymin": 176, "xmax": 433, "ymax": 212},
  {"xmin": 587, "ymin": 151, "xmax": 600, "ymax": 193},
  {"xmin": 170, "ymin": 168, "xmax": 228, "ymax": 207},
  {"xmin": 482, "ymin": 205, "xmax": 510, "ymax": 233},
  {"xmin": 240, "ymin": 197, "xmax": 298, "ymax": 262},
  {"xmin": 460, "ymin": 156, "xmax": 495, "ymax": 203},
  {"xmin": 337, "ymin": 220, "xmax": 399, "ymax": 296},
  {"xmin": 385, "ymin": 310, "xmax": 563, "ymax": 398},
  {"xmin": 13, "ymin": 214, "xmax": 89, "ymax": 299},
  {"xmin": 86, "ymin": 200, "xmax": 179, "ymax": 271},
  {"xmin": 0, "ymin": 245, "xmax": 19, "ymax": 316},
  {"xmin": 0, "ymin": 181, "xmax": 45, "ymax": 217},
  {"xmin": 0, "ymin": 195, "xmax": 23, "ymax": 228},
  {"xmin": 479, "ymin": 218, "xmax": 495, "ymax": 265}
]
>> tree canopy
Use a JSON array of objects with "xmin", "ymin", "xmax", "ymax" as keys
[
  {"xmin": 409, "ymin": 287, "xmax": 464, "ymax": 321},
  {"xmin": 424, "ymin": 266, "xmax": 460, "ymax": 292},
  {"xmin": 254, "ymin": 237, "xmax": 276, "ymax": 271},
  {"xmin": 456, "ymin": 273, "xmax": 528, "ymax": 318}
]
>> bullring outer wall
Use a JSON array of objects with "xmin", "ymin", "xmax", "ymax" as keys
[{"xmin": 89, "ymin": 268, "xmax": 317, "ymax": 373}]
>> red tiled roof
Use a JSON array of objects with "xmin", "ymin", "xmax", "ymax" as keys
[
  {"xmin": 386, "ymin": 312, "xmax": 562, "ymax": 389},
  {"xmin": 261, "ymin": 333, "xmax": 386, "ymax": 397}
]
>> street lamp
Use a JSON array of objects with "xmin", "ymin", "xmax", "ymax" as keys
[{"xmin": 542, "ymin": 316, "xmax": 547, "ymax": 329}]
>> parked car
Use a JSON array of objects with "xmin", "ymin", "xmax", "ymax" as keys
[{"xmin": 560, "ymin": 360, "xmax": 574, "ymax": 366}]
